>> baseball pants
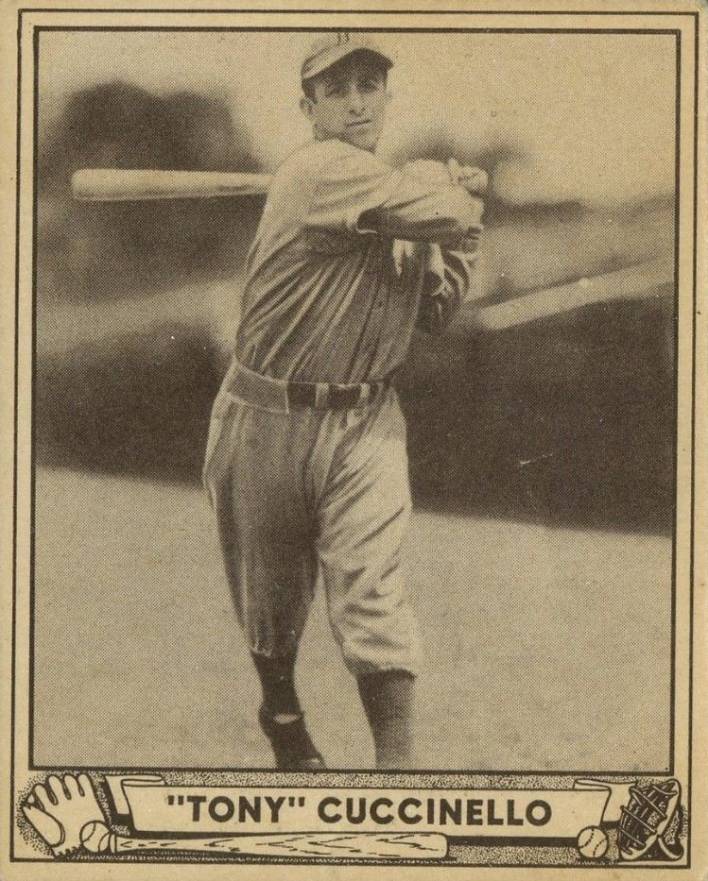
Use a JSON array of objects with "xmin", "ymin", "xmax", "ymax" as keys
[{"xmin": 202, "ymin": 360, "xmax": 420, "ymax": 677}]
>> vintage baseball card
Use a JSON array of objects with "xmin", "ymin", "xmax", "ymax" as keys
[{"xmin": 0, "ymin": 0, "xmax": 706, "ymax": 878}]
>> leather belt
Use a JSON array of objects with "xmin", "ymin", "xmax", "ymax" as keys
[{"xmin": 286, "ymin": 377, "xmax": 392, "ymax": 410}]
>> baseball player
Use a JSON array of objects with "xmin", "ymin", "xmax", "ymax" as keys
[{"xmin": 203, "ymin": 33, "xmax": 485, "ymax": 769}]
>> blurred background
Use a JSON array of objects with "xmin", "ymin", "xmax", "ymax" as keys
[{"xmin": 33, "ymin": 30, "xmax": 676, "ymax": 770}]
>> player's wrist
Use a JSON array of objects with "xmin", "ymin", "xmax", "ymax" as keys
[{"xmin": 402, "ymin": 159, "xmax": 451, "ymax": 187}]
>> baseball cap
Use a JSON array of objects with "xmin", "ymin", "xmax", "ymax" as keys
[{"xmin": 301, "ymin": 32, "xmax": 393, "ymax": 82}]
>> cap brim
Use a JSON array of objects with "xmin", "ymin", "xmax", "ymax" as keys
[{"xmin": 301, "ymin": 46, "xmax": 393, "ymax": 82}]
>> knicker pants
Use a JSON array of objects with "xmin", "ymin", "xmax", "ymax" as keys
[{"xmin": 202, "ymin": 361, "xmax": 420, "ymax": 677}]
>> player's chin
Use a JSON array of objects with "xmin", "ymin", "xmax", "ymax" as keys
[{"xmin": 342, "ymin": 126, "xmax": 379, "ymax": 152}]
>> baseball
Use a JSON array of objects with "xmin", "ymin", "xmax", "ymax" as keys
[
  {"xmin": 576, "ymin": 825, "xmax": 609, "ymax": 860},
  {"xmin": 80, "ymin": 820, "xmax": 112, "ymax": 854}
]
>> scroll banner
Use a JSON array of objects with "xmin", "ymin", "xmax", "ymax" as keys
[{"xmin": 105, "ymin": 775, "xmax": 631, "ymax": 840}]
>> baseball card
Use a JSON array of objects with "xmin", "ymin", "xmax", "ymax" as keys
[{"xmin": 0, "ymin": 0, "xmax": 706, "ymax": 879}]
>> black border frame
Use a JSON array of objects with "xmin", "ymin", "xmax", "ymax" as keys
[{"xmin": 10, "ymin": 5, "xmax": 700, "ymax": 869}]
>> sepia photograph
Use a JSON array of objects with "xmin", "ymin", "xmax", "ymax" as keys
[
  {"xmin": 2, "ymin": 1, "xmax": 704, "ymax": 875},
  {"xmin": 32, "ymin": 23, "xmax": 677, "ymax": 773}
]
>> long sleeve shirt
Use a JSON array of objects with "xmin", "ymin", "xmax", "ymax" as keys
[{"xmin": 235, "ymin": 138, "xmax": 483, "ymax": 384}]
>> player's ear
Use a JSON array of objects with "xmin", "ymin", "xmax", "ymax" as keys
[{"xmin": 300, "ymin": 95, "xmax": 315, "ymax": 121}]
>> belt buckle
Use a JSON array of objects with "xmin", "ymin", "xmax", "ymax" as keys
[
  {"xmin": 327, "ymin": 383, "xmax": 363, "ymax": 409},
  {"xmin": 331, "ymin": 383, "xmax": 353, "ymax": 409}
]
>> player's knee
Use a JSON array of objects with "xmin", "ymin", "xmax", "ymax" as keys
[{"xmin": 329, "ymin": 601, "xmax": 419, "ymax": 677}]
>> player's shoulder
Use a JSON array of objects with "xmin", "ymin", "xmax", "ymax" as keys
[{"xmin": 275, "ymin": 138, "xmax": 388, "ymax": 184}]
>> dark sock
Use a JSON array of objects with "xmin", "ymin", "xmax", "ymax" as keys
[
  {"xmin": 251, "ymin": 652, "xmax": 300, "ymax": 717},
  {"xmin": 357, "ymin": 670, "xmax": 415, "ymax": 769}
]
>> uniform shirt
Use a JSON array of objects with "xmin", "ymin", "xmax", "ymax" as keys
[{"xmin": 236, "ymin": 138, "xmax": 483, "ymax": 384}]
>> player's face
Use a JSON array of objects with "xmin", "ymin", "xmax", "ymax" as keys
[{"xmin": 301, "ymin": 58, "xmax": 390, "ymax": 152}]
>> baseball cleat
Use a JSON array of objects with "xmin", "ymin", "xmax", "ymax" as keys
[{"xmin": 258, "ymin": 705, "xmax": 326, "ymax": 770}]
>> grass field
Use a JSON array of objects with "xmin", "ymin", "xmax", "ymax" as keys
[{"xmin": 33, "ymin": 466, "xmax": 672, "ymax": 772}]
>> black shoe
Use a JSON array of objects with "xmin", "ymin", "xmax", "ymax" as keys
[{"xmin": 258, "ymin": 705, "xmax": 326, "ymax": 770}]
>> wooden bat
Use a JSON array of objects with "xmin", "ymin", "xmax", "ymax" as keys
[
  {"xmin": 71, "ymin": 165, "xmax": 489, "ymax": 202},
  {"xmin": 79, "ymin": 821, "xmax": 448, "ymax": 859},
  {"xmin": 71, "ymin": 168, "xmax": 273, "ymax": 202},
  {"xmin": 466, "ymin": 256, "xmax": 672, "ymax": 334}
]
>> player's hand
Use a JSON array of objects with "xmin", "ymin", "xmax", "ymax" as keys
[{"xmin": 447, "ymin": 158, "xmax": 488, "ymax": 196}]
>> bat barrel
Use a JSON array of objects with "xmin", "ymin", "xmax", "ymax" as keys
[{"xmin": 71, "ymin": 168, "xmax": 272, "ymax": 201}]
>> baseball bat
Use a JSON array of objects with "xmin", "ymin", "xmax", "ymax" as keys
[
  {"xmin": 80, "ymin": 822, "xmax": 448, "ymax": 859},
  {"xmin": 71, "ymin": 168, "xmax": 273, "ymax": 202},
  {"xmin": 466, "ymin": 256, "xmax": 672, "ymax": 334},
  {"xmin": 71, "ymin": 166, "xmax": 489, "ymax": 202}
]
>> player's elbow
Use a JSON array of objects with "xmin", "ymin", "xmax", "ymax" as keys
[{"xmin": 417, "ymin": 295, "xmax": 460, "ymax": 336}]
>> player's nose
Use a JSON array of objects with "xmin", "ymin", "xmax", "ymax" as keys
[{"xmin": 346, "ymin": 86, "xmax": 367, "ymax": 115}]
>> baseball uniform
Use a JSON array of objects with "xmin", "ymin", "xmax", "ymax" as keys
[{"xmin": 203, "ymin": 137, "xmax": 482, "ymax": 677}]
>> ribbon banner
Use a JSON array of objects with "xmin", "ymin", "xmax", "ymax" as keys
[{"xmin": 106, "ymin": 775, "xmax": 629, "ymax": 839}]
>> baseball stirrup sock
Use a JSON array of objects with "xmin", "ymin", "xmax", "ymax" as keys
[
  {"xmin": 251, "ymin": 651, "xmax": 300, "ymax": 717},
  {"xmin": 357, "ymin": 670, "xmax": 415, "ymax": 769},
  {"xmin": 258, "ymin": 705, "xmax": 325, "ymax": 770}
]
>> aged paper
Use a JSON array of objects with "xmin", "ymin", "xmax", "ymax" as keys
[{"xmin": 1, "ymin": 0, "xmax": 705, "ymax": 878}]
